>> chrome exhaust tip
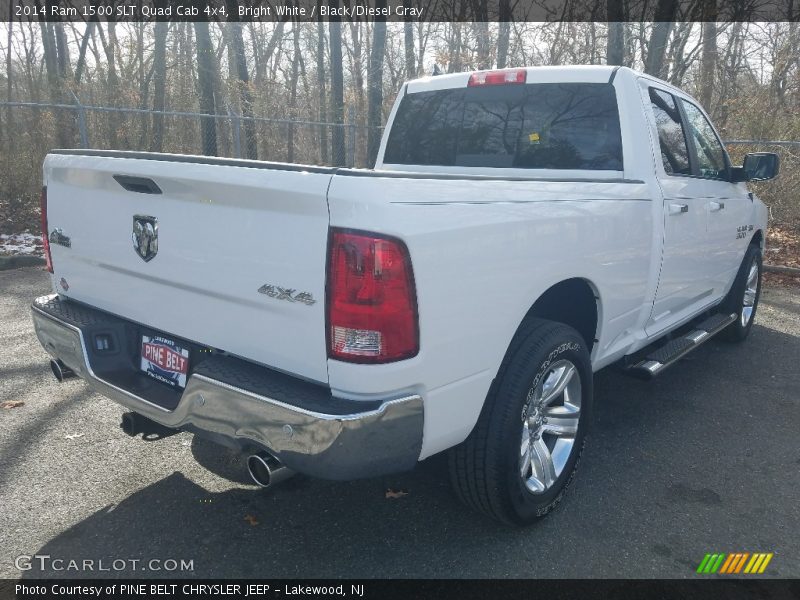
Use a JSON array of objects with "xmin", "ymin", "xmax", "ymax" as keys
[
  {"xmin": 247, "ymin": 451, "xmax": 294, "ymax": 489},
  {"xmin": 50, "ymin": 359, "xmax": 75, "ymax": 382}
]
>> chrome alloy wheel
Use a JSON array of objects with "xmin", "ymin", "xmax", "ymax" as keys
[
  {"xmin": 741, "ymin": 261, "xmax": 759, "ymax": 327},
  {"xmin": 520, "ymin": 359, "xmax": 582, "ymax": 494}
]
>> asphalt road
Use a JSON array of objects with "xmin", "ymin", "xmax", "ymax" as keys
[{"xmin": 1, "ymin": 266, "xmax": 799, "ymax": 580}]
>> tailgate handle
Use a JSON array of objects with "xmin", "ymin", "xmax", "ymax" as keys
[{"xmin": 113, "ymin": 175, "xmax": 162, "ymax": 195}]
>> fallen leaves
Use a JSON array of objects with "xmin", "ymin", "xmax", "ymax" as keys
[
  {"xmin": 0, "ymin": 400, "xmax": 25, "ymax": 409},
  {"xmin": 385, "ymin": 488, "xmax": 409, "ymax": 499},
  {"xmin": 244, "ymin": 514, "xmax": 260, "ymax": 526},
  {"xmin": 763, "ymin": 224, "xmax": 800, "ymax": 287},
  {"xmin": 766, "ymin": 224, "xmax": 800, "ymax": 268}
]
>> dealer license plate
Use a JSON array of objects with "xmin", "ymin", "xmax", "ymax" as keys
[{"xmin": 140, "ymin": 335, "xmax": 190, "ymax": 389}]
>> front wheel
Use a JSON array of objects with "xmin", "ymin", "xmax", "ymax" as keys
[
  {"xmin": 719, "ymin": 244, "xmax": 762, "ymax": 342},
  {"xmin": 448, "ymin": 319, "xmax": 592, "ymax": 525}
]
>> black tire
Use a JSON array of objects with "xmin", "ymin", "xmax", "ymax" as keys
[
  {"xmin": 448, "ymin": 318, "xmax": 592, "ymax": 525},
  {"xmin": 719, "ymin": 244, "xmax": 762, "ymax": 343}
]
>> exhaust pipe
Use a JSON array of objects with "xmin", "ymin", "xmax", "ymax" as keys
[
  {"xmin": 120, "ymin": 412, "xmax": 140, "ymax": 436},
  {"xmin": 50, "ymin": 359, "xmax": 75, "ymax": 382},
  {"xmin": 247, "ymin": 451, "xmax": 294, "ymax": 489},
  {"xmin": 120, "ymin": 411, "xmax": 178, "ymax": 439}
]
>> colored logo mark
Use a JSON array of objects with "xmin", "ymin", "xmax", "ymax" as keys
[{"xmin": 697, "ymin": 552, "xmax": 773, "ymax": 574}]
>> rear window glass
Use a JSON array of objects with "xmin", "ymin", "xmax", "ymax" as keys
[{"xmin": 384, "ymin": 83, "xmax": 623, "ymax": 170}]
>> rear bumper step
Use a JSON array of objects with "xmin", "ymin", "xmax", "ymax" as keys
[
  {"xmin": 31, "ymin": 294, "xmax": 423, "ymax": 480},
  {"xmin": 627, "ymin": 312, "xmax": 737, "ymax": 379}
]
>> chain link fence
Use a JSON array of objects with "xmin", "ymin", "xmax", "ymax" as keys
[
  {"xmin": 1, "ymin": 101, "xmax": 799, "ymax": 234},
  {"xmin": 725, "ymin": 140, "xmax": 800, "ymax": 226},
  {"xmin": 0, "ymin": 100, "xmax": 382, "ymax": 233}
]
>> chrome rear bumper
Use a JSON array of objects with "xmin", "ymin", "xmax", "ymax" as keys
[{"xmin": 32, "ymin": 295, "xmax": 423, "ymax": 480}]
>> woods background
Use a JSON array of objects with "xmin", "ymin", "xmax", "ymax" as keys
[{"xmin": 2, "ymin": 4, "xmax": 800, "ymax": 235}]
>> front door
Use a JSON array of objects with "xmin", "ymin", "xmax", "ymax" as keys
[
  {"xmin": 643, "ymin": 84, "xmax": 716, "ymax": 336},
  {"xmin": 678, "ymin": 98, "xmax": 753, "ymax": 297}
]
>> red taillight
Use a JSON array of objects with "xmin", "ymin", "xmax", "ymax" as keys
[
  {"xmin": 40, "ymin": 187, "xmax": 53, "ymax": 273},
  {"xmin": 468, "ymin": 69, "xmax": 527, "ymax": 87},
  {"xmin": 327, "ymin": 229, "xmax": 419, "ymax": 363}
]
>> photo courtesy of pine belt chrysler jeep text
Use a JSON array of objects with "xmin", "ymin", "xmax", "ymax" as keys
[{"xmin": 31, "ymin": 66, "xmax": 779, "ymax": 524}]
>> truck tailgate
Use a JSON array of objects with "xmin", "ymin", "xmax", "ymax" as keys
[{"xmin": 43, "ymin": 152, "xmax": 333, "ymax": 384}]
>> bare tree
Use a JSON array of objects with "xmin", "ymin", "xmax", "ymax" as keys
[
  {"xmin": 228, "ymin": 20, "xmax": 258, "ymax": 159},
  {"xmin": 74, "ymin": 19, "xmax": 96, "ymax": 85},
  {"xmin": 700, "ymin": 1, "xmax": 718, "ymax": 110},
  {"xmin": 151, "ymin": 21, "xmax": 168, "ymax": 152},
  {"xmin": 644, "ymin": 0, "xmax": 678, "ymax": 77},
  {"xmin": 194, "ymin": 21, "xmax": 218, "ymax": 156},
  {"xmin": 287, "ymin": 19, "xmax": 301, "ymax": 163},
  {"xmin": 38, "ymin": 20, "xmax": 71, "ymax": 146},
  {"xmin": 329, "ymin": 1, "xmax": 345, "ymax": 166},
  {"xmin": 403, "ymin": 0, "xmax": 416, "ymax": 77},
  {"xmin": 497, "ymin": 0, "xmax": 512, "ymax": 68},
  {"xmin": 4, "ymin": 17, "xmax": 11, "ymax": 161},
  {"xmin": 367, "ymin": 0, "xmax": 387, "ymax": 165},
  {"xmin": 606, "ymin": 0, "xmax": 625, "ymax": 66},
  {"xmin": 607, "ymin": 23, "xmax": 625, "ymax": 65},
  {"xmin": 316, "ymin": 11, "xmax": 329, "ymax": 164}
]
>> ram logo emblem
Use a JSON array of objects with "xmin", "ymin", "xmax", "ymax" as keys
[{"xmin": 132, "ymin": 215, "xmax": 158, "ymax": 262}]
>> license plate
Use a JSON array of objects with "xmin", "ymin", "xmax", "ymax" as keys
[{"xmin": 140, "ymin": 335, "xmax": 190, "ymax": 389}]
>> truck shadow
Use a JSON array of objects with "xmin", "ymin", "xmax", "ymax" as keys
[{"xmin": 20, "ymin": 322, "xmax": 800, "ymax": 579}]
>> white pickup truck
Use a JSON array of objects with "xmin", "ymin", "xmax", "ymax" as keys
[{"xmin": 32, "ymin": 65, "xmax": 778, "ymax": 524}]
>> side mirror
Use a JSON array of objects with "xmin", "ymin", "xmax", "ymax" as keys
[{"xmin": 732, "ymin": 152, "xmax": 780, "ymax": 182}]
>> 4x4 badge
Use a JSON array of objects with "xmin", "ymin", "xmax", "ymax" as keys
[
  {"xmin": 258, "ymin": 284, "xmax": 316, "ymax": 306},
  {"xmin": 132, "ymin": 215, "xmax": 158, "ymax": 262}
]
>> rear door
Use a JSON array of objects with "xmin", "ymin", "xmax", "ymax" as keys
[
  {"xmin": 643, "ymin": 85, "xmax": 716, "ymax": 335},
  {"xmin": 43, "ymin": 152, "xmax": 333, "ymax": 384}
]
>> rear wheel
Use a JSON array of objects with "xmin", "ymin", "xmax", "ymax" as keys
[
  {"xmin": 448, "ymin": 319, "xmax": 592, "ymax": 525},
  {"xmin": 719, "ymin": 244, "xmax": 762, "ymax": 342}
]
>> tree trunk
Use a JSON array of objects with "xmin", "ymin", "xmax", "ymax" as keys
[
  {"xmin": 473, "ymin": 2, "xmax": 491, "ymax": 70},
  {"xmin": 449, "ymin": 23, "xmax": 464, "ymax": 72},
  {"xmin": 606, "ymin": 0, "xmax": 625, "ymax": 66},
  {"xmin": 54, "ymin": 23, "xmax": 70, "ymax": 79},
  {"xmin": 644, "ymin": 0, "xmax": 677, "ymax": 77},
  {"xmin": 329, "ymin": 3, "xmax": 346, "ymax": 166},
  {"xmin": 497, "ymin": 0, "xmax": 512, "ymax": 68},
  {"xmin": 316, "ymin": 12, "xmax": 329, "ymax": 165},
  {"xmin": 98, "ymin": 22, "xmax": 120, "ymax": 147},
  {"xmin": 74, "ymin": 20, "xmax": 96, "ymax": 85},
  {"xmin": 194, "ymin": 22, "xmax": 218, "ymax": 156},
  {"xmin": 39, "ymin": 20, "xmax": 70, "ymax": 147},
  {"xmin": 287, "ymin": 19, "xmax": 301, "ymax": 163},
  {"xmin": 346, "ymin": 20, "xmax": 365, "ymax": 165},
  {"xmin": 607, "ymin": 22, "xmax": 625, "ymax": 65},
  {"xmin": 5, "ymin": 18, "xmax": 12, "ymax": 165},
  {"xmin": 700, "ymin": 1, "xmax": 718, "ymax": 111},
  {"xmin": 367, "ymin": 0, "xmax": 387, "ymax": 165},
  {"xmin": 39, "ymin": 21, "xmax": 60, "ymax": 102},
  {"xmin": 151, "ymin": 21, "xmax": 167, "ymax": 152},
  {"xmin": 403, "ymin": 0, "xmax": 415, "ymax": 77},
  {"xmin": 229, "ymin": 21, "xmax": 258, "ymax": 159}
]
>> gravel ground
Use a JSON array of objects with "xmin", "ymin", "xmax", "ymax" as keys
[{"xmin": 1, "ymin": 266, "xmax": 798, "ymax": 579}]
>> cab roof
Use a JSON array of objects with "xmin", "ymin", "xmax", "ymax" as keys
[{"xmin": 406, "ymin": 65, "xmax": 623, "ymax": 94}]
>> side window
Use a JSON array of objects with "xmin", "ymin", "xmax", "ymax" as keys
[
  {"xmin": 648, "ymin": 88, "xmax": 691, "ymax": 176},
  {"xmin": 679, "ymin": 99, "xmax": 728, "ymax": 180}
]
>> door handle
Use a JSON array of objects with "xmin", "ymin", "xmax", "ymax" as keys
[
  {"xmin": 709, "ymin": 201, "xmax": 725, "ymax": 212},
  {"xmin": 668, "ymin": 203, "xmax": 689, "ymax": 215}
]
